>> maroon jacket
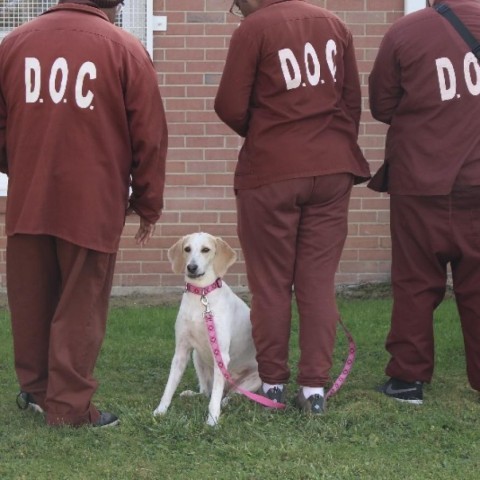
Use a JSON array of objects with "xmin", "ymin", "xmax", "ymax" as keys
[
  {"xmin": 0, "ymin": 2, "xmax": 168, "ymax": 253},
  {"xmin": 369, "ymin": 0, "xmax": 480, "ymax": 195},
  {"xmin": 214, "ymin": 0, "xmax": 370, "ymax": 190}
]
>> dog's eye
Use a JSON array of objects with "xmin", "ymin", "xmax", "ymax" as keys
[
  {"xmin": 184, "ymin": 247, "xmax": 191, "ymax": 253},
  {"xmin": 201, "ymin": 248, "xmax": 210, "ymax": 253}
]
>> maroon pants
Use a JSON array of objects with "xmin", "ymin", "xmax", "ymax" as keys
[
  {"xmin": 7, "ymin": 234, "xmax": 116, "ymax": 426},
  {"xmin": 387, "ymin": 189, "xmax": 480, "ymax": 391},
  {"xmin": 236, "ymin": 174, "xmax": 353, "ymax": 387}
]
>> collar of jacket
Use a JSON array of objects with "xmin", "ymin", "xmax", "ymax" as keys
[{"xmin": 42, "ymin": 2, "xmax": 110, "ymax": 21}]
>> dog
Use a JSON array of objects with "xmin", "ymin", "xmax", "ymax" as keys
[{"xmin": 153, "ymin": 232, "xmax": 261, "ymax": 426}]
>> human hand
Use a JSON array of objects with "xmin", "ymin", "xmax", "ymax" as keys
[
  {"xmin": 127, "ymin": 208, "xmax": 156, "ymax": 246},
  {"xmin": 135, "ymin": 216, "xmax": 156, "ymax": 246}
]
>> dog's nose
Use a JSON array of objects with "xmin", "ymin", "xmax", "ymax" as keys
[{"xmin": 187, "ymin": 263, "xmax": 198, "ymax": 274}]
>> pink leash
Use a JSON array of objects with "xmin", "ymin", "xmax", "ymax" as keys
[{"xmin": 185, "ymin": 279, "xmax": 356, "ymax": 409}]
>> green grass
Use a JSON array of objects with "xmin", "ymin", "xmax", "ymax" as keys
[{"xmin": 0, "ymin": 298, "xmax": 478, "ymax": 479}]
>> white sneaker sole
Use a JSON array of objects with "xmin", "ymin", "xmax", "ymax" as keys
[
  {"xmin": 27, "ymin": 403, "xmax": 44, "ymax": 414},
  {"xmin": 393, "ymin": 397, "xmax": 423, "ymax": 405}
]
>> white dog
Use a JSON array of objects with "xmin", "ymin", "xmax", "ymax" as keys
[{"xmin": 154, "ymin": 232, "xmax": 261, "ymax": 426}]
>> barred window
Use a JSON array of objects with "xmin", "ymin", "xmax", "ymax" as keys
[{"xmin": 0, "ymin": 1, "xmax": 150, "ymax": 47}]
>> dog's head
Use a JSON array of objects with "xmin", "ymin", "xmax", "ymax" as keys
[{"xmin": 168, "ymin": 232, "xmax": 237, "ymax": 281}]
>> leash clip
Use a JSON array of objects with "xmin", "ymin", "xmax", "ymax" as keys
[{"xmin": 201, "ymin": 295, "xmax": 211, "ymax": 314}]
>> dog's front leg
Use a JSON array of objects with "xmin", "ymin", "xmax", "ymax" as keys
[
  {"xmin": 153, "ymin": 340, "xmax": 191, "ymax": 417},
  {"xmin": 206, "ymin": 352, "xmax": 230, "ymax": 426}
]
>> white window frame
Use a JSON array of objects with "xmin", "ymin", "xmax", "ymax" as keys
[
  {"xmin": 405, "ymin": 0, "xmax": 427, "ymax": 15},
  {"xmin": 0, "ymin": 0, "xmax": 153, "ymax": 195}
]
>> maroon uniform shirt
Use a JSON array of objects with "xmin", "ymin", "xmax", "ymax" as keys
[
  {"xmin": 0, "ymin": 3, "xmax": 168, "ymax": 253},
  {"xmin": 369, "ymin": 0, "xmax": 480, "ymax": 195},
  {"xmin": 214, "ymin": 0, "xmax": 370, "ymax": 190}
]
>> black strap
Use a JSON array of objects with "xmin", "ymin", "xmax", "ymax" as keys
[{"xmin": 434, "ymin": 3, "xmax": 480, "ymax": 59}]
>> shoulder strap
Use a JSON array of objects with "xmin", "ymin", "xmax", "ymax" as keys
[{"xmin": 434, "ymin": 3, "xmax": 480, "ymax": 59}]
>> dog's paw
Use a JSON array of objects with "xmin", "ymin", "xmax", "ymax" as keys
[
  {"xmin": 179, "ymin": 390, "xmax": 199, "ymax": 397},
  {"xmin": 153, "ymin": 405, "xmax": 168, "ymax": 416},
  {"xmin": 206, "ymin": 413, "xmax": 219, "ymax": 427}
]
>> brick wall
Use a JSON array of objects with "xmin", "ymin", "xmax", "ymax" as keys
[{"xmin": 0, "ymin": 0, "xmax": 406, "ymax": 294}]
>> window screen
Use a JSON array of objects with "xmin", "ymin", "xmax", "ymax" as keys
[{"xmin": 0, "ymin": 1, "xmax": 149, "ymax": 45}]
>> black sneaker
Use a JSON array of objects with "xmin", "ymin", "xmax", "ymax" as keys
[
  {"xmin": 294, "ymin": 389, "xmax": 326, "ymax": 414},
  {"xmin": 16, "ymin": 391, "xmax": 44, "ymax": 414},
  {"xmin": 378, "ymin": 378, "xmax": 423, "ymax": 405},
  {"xmin": 93, "ymin": 411, "xmax": 119, "ymax": 428},
  {"xmin": 256, "ymin": 385, "xmax": 286, "ymax": 407}
]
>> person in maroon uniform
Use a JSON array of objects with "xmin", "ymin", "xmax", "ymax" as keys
[
  {"xmin": 0, "ymin": 0, "xmax": 168, "ymax": 427},
  {"xmin": 215, "ymin": 0, "xmax": 370, "ymax": 414},
  {"xmin": 369, "ymin": 0, "xmax": 480, "ymax": 404}
]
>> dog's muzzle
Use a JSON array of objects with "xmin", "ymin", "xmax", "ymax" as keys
[{"xmin": 187, "ymin": 263, "xmax": 204, "ymax": 278}]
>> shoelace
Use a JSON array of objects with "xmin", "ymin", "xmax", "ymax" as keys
[{"xmin": 268, "ymin": 387, "xmax": 283, "ymax": 402}]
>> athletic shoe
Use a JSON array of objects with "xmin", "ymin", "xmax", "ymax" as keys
[
  {"xmin": 256, "ymin": 385, "xmax": 286, "ymax": 407},
  {"xmin": 93, "ymin": 411, "xmax": 120, "ymax": 428},
  {"xmin": 294, "ymin": 389, "xmax": 326, "ymax": 414},
  {"xmin": 378, "ymin": 378, "xmax": 423, "ymax": 405},
  {"xmin": 16, "ymin": 391, "xmax": 44, "ymax": 414}
]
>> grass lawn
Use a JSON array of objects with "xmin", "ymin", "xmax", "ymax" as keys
[{"xmin": 0, "ymin": 297, "xmax": 478, "ymax": 479}]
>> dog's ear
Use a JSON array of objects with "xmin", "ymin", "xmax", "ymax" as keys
[
  {"xmin": 213, "ymin": 237, "xmax": 237, "ymax": 278},
  {"xmin": 168, "ymin": 236, "xmax": 187, "ymax": 274}
]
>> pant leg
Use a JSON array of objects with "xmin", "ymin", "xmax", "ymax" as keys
[
  {"xmin": 7, "ymin": 234, "xmax": 60, "ymax": 410},
  {"xmin": 386, "ymin": 195, "xmax": 451, "ymax": 383},
  {"xmin": 450, "ymin": 187, "xmax": 480, "ymax": 391},
  {"xmin": 294, "ymin": 173, "xmax": 353, "ymax": 387},
  {"xmin": 45, "ymin": 238, "xmax": 116, "ymax": 426},
  {"xmin": 236, "ymin": 181, "xmax": 301, "ymax": 385}
]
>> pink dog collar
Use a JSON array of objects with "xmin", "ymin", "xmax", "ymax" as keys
[{"xmin": 185, "ymin": 278, "xmax": 222, "ymax": 296}]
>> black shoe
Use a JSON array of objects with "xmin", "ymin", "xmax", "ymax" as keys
[
  {"xmin": 256, "ymin": 385, "xmax": 286, "ymax": 407},
  {"xmin": 93, "ymin": 411, "xmax": 119, "ymax": 428},
  {"xmin": 16, "ymin": 391, "xmax": 44, "ymax": 414},
  {"xmin": 377, "ymin": 378, "xmax": 423, "ymax": 405},
  {"xmin": 294, "ymin": 389, "xmax": 326, "ymax": 414}
]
